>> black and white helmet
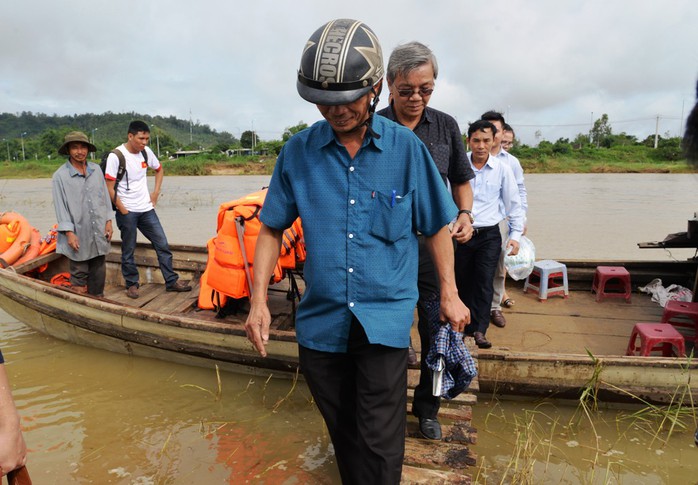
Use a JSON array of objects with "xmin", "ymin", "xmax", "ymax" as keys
[{"xmin": 297, "ymin": 19, "xmax": 384, "ymax": 106}]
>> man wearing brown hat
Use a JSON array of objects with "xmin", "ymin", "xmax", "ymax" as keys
[{"xmin": 52, "ymin": 131, "xmax": 113, "ymax": 295}]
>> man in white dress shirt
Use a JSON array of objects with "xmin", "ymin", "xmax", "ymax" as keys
[
  {"xmin": 481, "ymin": 111, "xmax": 528, "ymax": 329},
  {"xmin": 455, "ymin": 120, "xmax": 525, "ymax": 348}
]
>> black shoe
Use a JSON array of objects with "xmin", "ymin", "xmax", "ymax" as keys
[
  {"xmin": 490, "ymin": 310, "xmax": 506, "ymax": 328},
  {"xmin": 166, "ymin": 280, "xmax": 192, "ymax": 292},
  {"xmin": 418, "ymin": 417, "xmax": 442, "ymax": 440},
  {"xmin": 473, "ymin": 332, "xmax": 492, "ymax": 349}
]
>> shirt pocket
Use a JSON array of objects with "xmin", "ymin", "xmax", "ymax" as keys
[
  {"xmin": 484, "ymin": 179, "xmax": 501, "ymax": 200},
  {"xmin": 369, "ymin": 190, "xmax": 412, "ymax": 243}
]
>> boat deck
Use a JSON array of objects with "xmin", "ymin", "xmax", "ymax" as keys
[{"xmin": 481, "ymin": 282, "xmax": 690, "ymax": 356}]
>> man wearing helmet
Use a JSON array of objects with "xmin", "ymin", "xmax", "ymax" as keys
[{"xmin": 245, "ymin": 19, "xmax": 469, "ymax": 484}]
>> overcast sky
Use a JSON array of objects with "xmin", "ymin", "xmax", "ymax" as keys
[{"xmin": 2, "ymin": 0, "xmax": 697, "ymax": 145}]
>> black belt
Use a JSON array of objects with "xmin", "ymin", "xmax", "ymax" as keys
[{"xmin": 472, "ymin": 225, "xmax": 499, "ymax": 237}]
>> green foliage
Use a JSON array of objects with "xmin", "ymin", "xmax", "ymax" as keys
[
  {"xmin": 591, "ymin": 113, "xmax": 613, "ymax": 147},
  {"xmin": 0, "ymin": 112, "xmax": 240, "ymax": 160},
  {"xmin": 240, "ymin": 130, "xmax": 258, "ymax": 149},
  {"xmin": 283, "ymin": 122, "xmax": 309, "ymax": 141}
]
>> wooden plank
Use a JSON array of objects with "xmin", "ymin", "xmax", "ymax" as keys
[
  {"xmin": 406, "ymin": 388, "xmax": 477, "ymax": 406},
  {"xmin": 401, "ymin": 464, "xmax": 471, "ymax": 484},
  {"xmin": 407, "ymin": 369, "xmax": 479, "ymax": 394},
  {"xmin": 404, "ymin": 437, "xmax": 477, "ymax": 469},
  {"xmin": 405, "ymin": 420, "xmax": 477, "ymax": 445},
  {"xmin": 407, "ymin": 403, "xmax": 472, "ymax": 422},
  {"xmin": 10, "ymin": 252, "xmax": 63, "ymax": 274}
]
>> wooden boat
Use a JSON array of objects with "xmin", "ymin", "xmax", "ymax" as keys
[
  {"xmin": 1, "ymin": 242, "xmax": 697, "ymax": 406},
  {"xmin": 0, "ymin": 241, "xmax": 302, "ymax": 377},
  {"xmin": 475, "ymin": 258, "xmax": 698, "ymax": 405}
]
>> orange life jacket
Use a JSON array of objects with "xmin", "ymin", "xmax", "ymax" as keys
[
  {"xmin": 197, "ymin": 237, "xmax": 227, "ymax": 310},
  {"xmin": 0, "ymin": 219, "xmax": 21, "ymax": 253},
  {"xmin": 38, "ymin": 224, "xmax": 58, "ymax": 256},
  {"xmin": 202, "ymin": 188, "xmax": 305, "ymax": 303},
  {"xmin": 0, "ymin": 212, "xmax": 33, "ymax": 268}
]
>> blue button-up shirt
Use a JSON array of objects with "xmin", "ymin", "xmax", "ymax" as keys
[
  {"xmin": 261, "ymin": 115, "xmax": 457, "ymax": 352},
  {"xmin": 467, "ymin": 153, "xmax": 525, "ymax": 242}
]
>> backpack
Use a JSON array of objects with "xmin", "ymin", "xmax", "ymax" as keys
[{"xmin": 99, "ymin": 148, "xmax": 147, "ymax": 210}]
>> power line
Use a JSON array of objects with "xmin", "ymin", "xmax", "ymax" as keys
[{"xmin": 514, "ymin": 115, "xmax": 682, "ymax": 129}]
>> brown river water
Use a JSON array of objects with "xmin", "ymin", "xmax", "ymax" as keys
[{"xmin": 1, "ymin": 173, "xmax": 698, "ymax": 484}]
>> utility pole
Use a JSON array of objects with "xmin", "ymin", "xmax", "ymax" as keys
[
  {"xmin": 654, "ymin": 115, "xmax": 660, "ymax": 149},
  {"xmin": 680, "ymin": 99, "xmax": 685, "ymax": 137},
  {"xmin": 20, "ymin": 132, "xmax": 27, "ymax": 161},
  {"xmin": 152, "ymin": 124, "xmax": 161, "ymax": 158},
  {"xmin": 3, "ymin": 139, "xmax": 9, "ymax": 161},
  {"xmin": 91, "ymin": 128, "xmax": 98, "ymax": 159},
  {"xmin": 189, "ymin": 109, "xmax": 193, "ymax": 144}
]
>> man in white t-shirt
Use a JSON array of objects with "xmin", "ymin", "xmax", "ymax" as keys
[{"xmin": 105, "ymin": 120, "xmax": 191, "ymax": 298}]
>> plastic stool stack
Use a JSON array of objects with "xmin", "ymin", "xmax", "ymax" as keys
[
  {"xmin": 661, "ymin": 301, "xmax": 698, "ymax": 343},
  {"xmin": 591, "ymin": 266, "xmax": 632, "ymax": 303},
  {"xmin": 523, "ymin": 259, "xmax": 569, "ymax": 301},
  {"xmin": 626, "ymin": 322, "xmax": 686, "ymax": 357}
]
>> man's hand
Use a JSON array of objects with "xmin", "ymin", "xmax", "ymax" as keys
[
  {"xmin": 506, "ymin": 239, "xmax": 520, "ymax": 256},
  {"xmin": 66, "ymin": 231, "xmax": 79, "ymax": 251},
  {"xmin": 452, "ymin": 213, "xmax": 473, "ymax": 244},
  {"xmin": 439, "ymin": 288, "xmax": 470, "ymax": 333},
  {"xmin": 150, "ymin": 190, "xmax": 160, "ymax": 207},
  {"xmin": 245, "ymin": 300, "xmax": 272, "ymax": 357},
  {"xmin": 105, "ymin": 221, "xmax": 113, "ymax": 241}
]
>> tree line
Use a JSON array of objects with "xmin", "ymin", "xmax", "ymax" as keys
[{"xmin": 0, "ymin": 112, "xmax": 687, "ymax": 164}]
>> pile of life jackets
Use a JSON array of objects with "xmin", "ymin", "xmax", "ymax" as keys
[
  {"xmin": 0, "ymin": 212, "xmax": 56, "ymax": 269},
  {"xmin": 198, "ymin": 188, "xmax": 306, "ymax": 313}
]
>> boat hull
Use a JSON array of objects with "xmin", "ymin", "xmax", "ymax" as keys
[{"xmin": 0, "ymin": 248, "xmax": 301, "ymax": 377}]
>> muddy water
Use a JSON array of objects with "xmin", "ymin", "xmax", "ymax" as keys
[{"xmin": 1, "ymin": 173, "xmax": 698, "ymax": 483}]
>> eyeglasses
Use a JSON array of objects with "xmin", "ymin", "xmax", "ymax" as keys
[
  {"xmin": 395, "ymin": 87, "xmax": 434, "ymax": 98},
  {"xmin": 501, "ymin": 140, "xmax": 514, "ymax": 148}
]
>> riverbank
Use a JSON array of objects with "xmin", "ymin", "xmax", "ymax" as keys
[{"xmin": 1, "ymin": 154, "xmax": 695, "ymax": 179}]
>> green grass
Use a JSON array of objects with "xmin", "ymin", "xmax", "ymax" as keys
[
  {"xmin": 0, "ymin": 155, "xmax": 277, "ymax": 179},
  {"xmin": 0, "ymin": 151, "xmax": 695, "ymax": 179}
]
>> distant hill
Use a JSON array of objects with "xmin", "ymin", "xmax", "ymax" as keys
[{"xmin": 0, "ymin": 112, "xmax": 239, "ymax": 160}]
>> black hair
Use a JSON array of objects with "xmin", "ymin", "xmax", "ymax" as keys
[
  {"xmin": 468, "ymin": 119, "xmax": 497, "ymax": 138},
  {"xmin": 682, "ymin": 80, "xmax": 698, "ymax": 168},
  {"xmin": 128, "ymin": 120, "xmax": 150, "ymax": 135},
  {"xmin": 480, "ymin": 110, "xmax": 506, "ymax": 125}
]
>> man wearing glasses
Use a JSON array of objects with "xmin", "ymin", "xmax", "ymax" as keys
[
  {"xmin": 480, "ymin": 111, "xmax": 528, "ymax": 330},
  {"xmin": 377, "ymin": 42, "xmax": 474, "ymax": 441},
  {"xmin": 501, "ymin": 123, "xmax": 516, "ymax": 151}
]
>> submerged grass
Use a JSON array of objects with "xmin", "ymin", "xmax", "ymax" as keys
[{"xmin": 477, "ymin": 350, "xmax": 698, "ymax": 483}]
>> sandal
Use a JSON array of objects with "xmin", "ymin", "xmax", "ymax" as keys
[{"xmin": 502, "ymin": 298, "xmax": 515, "ymax": 308}]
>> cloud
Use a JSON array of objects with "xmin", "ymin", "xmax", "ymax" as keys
[{"xmin": 1, "ymin": 0, "xmax": 697, "ymax": 144}]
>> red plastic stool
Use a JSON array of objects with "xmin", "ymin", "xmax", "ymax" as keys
[
  {"xmin": 626, "ymin": 323, "xmax": 686, "ymax": 357},
  {"xmin": 592, "ymin": 266, "xmax": 632, "ymax": 303},
  {"xmin": 661, "ymin": 301, "xmax": 698, "ymax": 343}
]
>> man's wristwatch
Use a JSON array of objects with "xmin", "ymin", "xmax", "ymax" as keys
[{"xmin": 458, "ymin": 209, "xmax": 474, "ymax": 224}]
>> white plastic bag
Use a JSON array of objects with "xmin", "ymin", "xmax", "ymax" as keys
[
  {"xmin": 638, "ymin": 278, "xmax": 693, "ymax": 307},
  {"xmin": 504, "ymin": 235, "xmax": 535, "ymax": 281}
]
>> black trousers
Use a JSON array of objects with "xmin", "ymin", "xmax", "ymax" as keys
[
  {"xmin": 455, "ymin": 226, "xmax": 502, "ymax": 336},
  {"xmin": 69, "ymin": 255, "xmax": 106, "ymax": 296},
  {"xmin": 299, "ymin": 317, "xmax": 407, "ymax": 485},
  {"xmin": 412, "ymin": 236, "xmax": 454, "ymax": 420}
]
